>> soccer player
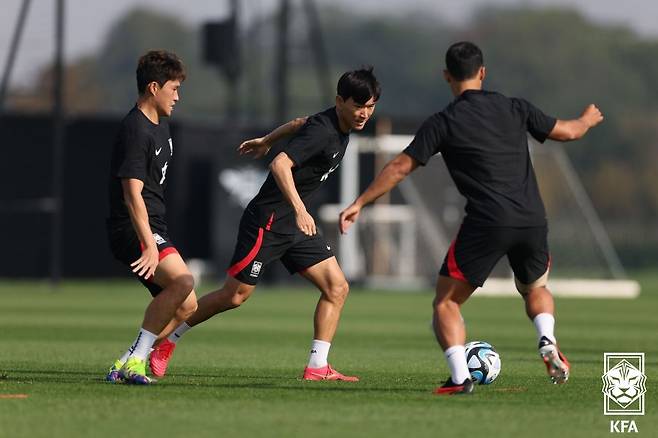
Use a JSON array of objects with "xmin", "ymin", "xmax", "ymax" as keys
[
  {"xmin": 339, "ymin": 42, "xmax": 603, "ymax": 394},
  {"xmin": 105, "ymin": 50, "xmax": 197, "ymax": 384},
  {"xmin": 149, "ymin": 67, "xmax": 380, "ymax": 381}
]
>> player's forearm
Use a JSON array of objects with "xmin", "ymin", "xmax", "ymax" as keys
[
  {"xmin": 264, "ymin": 117, "xmax": 308, "ymax": 145},
  {"xmin": 549, "ymin": 104, "xmax": 603, "ymax": 142},
  {"xmin": 355, "ymin": 154, "xmax": 414, "ymax": 207},
  {"xmin": 549, "ymin": 119, "xmax": 590, "ymax": 141},
  {"xmin": 270, "ymin": 156, "xmax": 307, "ymax": 213},
  {"xmin": 124, "ymin": 193, "xmax": 156, "ymax": 249}
]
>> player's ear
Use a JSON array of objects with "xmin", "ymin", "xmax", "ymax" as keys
[
  {"xmin": 148, "ymin": 81, "xmax": 160, "ymax": 97},
  {"xmin": 479, "ymin": 66, "xmax": 486, "ymax": 81},
  {"xmin": 335, "ymin": 95, "xmax": 345, "ymax": 107}
]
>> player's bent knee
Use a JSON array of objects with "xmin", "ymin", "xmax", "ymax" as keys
[
  {"xmin": 515, "ymin": 271, "xmax": 548, "ymax": 296},
  {"xmin": 177, "ymin": 296, "xmax": 198, "ymax": 318},
  {"xmin": 324, "ymin": 281, "xmax": 349, "ymax": 304},
  {"xmin": 228, "ymin": 289, "xmax": 252, "ymax": 308},
  {"xmin": 228, "ymin": 295, "xmax": 244, "ymax": 308},
  {"xmin": 434, "ymin": 297, "xmax": 459, "ymax": 312},
  {"xmin": 175, "ymin": 274, "xmax": 195, "ymax": 294}
]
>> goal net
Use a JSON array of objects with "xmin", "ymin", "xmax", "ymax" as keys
[{"xmin": 318, "ymin": 134, "xmax": 639, "ymax": 298}]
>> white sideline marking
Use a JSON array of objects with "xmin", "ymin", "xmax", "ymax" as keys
[{"xmin": 479, "ymin": 278, "xmax": 640, "ymax": 298}]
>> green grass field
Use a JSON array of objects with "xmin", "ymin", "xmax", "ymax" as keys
[{"xmin": 1, "ymin": 274, "xmax": 656, "ymax": 438}]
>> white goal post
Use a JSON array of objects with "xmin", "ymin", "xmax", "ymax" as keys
[{"xmin": 318, "ymin": 134, "xmax": 640, "ymax": 298}]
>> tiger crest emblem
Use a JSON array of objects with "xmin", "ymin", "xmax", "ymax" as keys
[{"xmin": 602, "ymin": 359, "xmax": 647, "ymax": 408}]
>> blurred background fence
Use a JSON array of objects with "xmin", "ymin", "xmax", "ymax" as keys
[{"xmin": 1, "ymin": 0, "xmax": 657, "ymax": 286}]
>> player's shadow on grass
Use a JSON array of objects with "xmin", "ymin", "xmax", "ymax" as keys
[
  {"xmin": 0, "ymin": 369, "xmax": 429, "ymax": 393},
  {"xmin": 1, "ymin": 369, "xmax": 112, "ymax": 386},
  {"xmin": 2, "ymin": 369, "xmax": 99, "ymax": 377},
  {"xmin": 161, "ymin": 380, "xmax": 431, "ymax": 394}
]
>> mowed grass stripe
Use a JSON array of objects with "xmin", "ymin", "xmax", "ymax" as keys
[{"xmin": 0, "ymin": 279, "xmax": 656, "ymax": 438}]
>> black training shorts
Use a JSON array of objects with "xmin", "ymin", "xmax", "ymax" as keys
[
  {"xmin": 439, "ymin": 223, "xmax": 550, "ymax": 288},
  {"xmin": 227, "ymin": 210, "xmax": 334, "ymax": 285},
  {"xmin": 107, "ymin": 222, "xmax": 179, "ymax": 296}
]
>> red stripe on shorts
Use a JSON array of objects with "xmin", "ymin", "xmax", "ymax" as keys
[
  {"xmin": 138, "ymin": 243, "xmax": 178, "ymax": 262},
  {"xmin": 159, "ymin": 247, "xmax": 178, "ymax": 261},
  {"xmin": 447, "ymin": 239, "xmax": 467, "ymax": 282},
  {"xmin": 227, "ymin": 227, "xmax": 264, "ymax": 277},
  {"xmin": 265, "ymin": 212, "xmax": 275, "ymax": 231}
]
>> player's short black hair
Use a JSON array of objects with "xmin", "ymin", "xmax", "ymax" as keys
[
  {"xmin": 445, "ymin": 42, "xmax": 484, "ymax": 81},
  {"xmin": 337, "ymin": 66, "xmax": 381, "ymax": 105},
  {"xmin": 136, "ymin": 50, "xmax": 186, "ymax": 95}
]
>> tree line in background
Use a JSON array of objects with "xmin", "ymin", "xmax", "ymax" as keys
[{"xmin": 7, "ymin": 5, "xmax": 658, "ymax": 267}]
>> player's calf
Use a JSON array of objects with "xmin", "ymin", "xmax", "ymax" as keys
[{"xmin": 175, "ymin": 291, "xmax": 198, "ymax": 320}]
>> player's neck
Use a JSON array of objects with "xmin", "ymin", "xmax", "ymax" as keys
[
  {"xmin": 335, "ymin": 108, "xmax": 351, "ymax": 134},
  {"xmin": 451, "ymin": 80, "xmax": 482, "ymax": 97},
  {"xmin": 136, "ymin": 98, "xmax": 160, "ymax": 125}
]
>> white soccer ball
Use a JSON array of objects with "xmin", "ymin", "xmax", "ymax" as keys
[{"xmin": 465, "ymin": 341, "xmax": 501, "ymax": 385}]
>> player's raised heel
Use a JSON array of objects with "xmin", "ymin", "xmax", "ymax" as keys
[
  {"xmin": 433, "ymin": 377, "xmax": 475, "ymax": 395},
  {"xmin": 538, "ymin": 336, "xmax": 570, "ymax": 384},
  {"xmin": 150, "ymin": 338, "xmax": 176, "ymax": 378},
  {"xmin": 119, "ymin": 357, "xmax": 155, "ymax": 385},
  {"xmin": 302, "ymin": 364, "xmax": 359, "ymax": 382}
]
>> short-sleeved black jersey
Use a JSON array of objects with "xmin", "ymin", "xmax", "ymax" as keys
[
  {"xmin": 403, "ymin": 90, "xmax": 556, "ymax": 227},
  {"xmin": 107, "ymin": 106, "xmax": 173, "ymax": 229},
  {"xmin": 247, "ymin": 107, "xmax": 349, "ymax": 234}
]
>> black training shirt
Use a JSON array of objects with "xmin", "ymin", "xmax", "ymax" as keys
[
  {"xmin": 108, "ymin": 106, "xmax": 173, "ymax": 229},
  {"xmin": 247, "ymin": 107, "xmax": 349, "ymax": 234},
  {"xmin": 403, "ymin": 90, "xmax": 556, "ymax": 227}
]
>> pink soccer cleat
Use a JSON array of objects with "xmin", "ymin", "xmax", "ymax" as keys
[
  {"xmin": 149, "ymin": 338, "xmax": 176, "ymax": 378},
  {"xmin": 433, "ymin": 377, "xmax": 475, "ymax": 395},
  {"xmin": 302, "ymin": 364, "xmax": 359, "ymax": 382},
  {"xmin": 538, "ymin": 336, "xmax": 571, "ymax": 384}
]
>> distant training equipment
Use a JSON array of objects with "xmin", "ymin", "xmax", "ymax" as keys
[{"xmin": 465, "ymin": 341, "xmax": 501, "ymax": 384}]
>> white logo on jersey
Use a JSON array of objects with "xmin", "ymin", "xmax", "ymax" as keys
[
  {"xmin": 168, "ymin": 138, "xmax": 173, "ymax": 155},
  {"xmin": 152, "ymin": 233, "xmax": 166, "ymax": 245},
  {"xmin": 155, "ymin": 147, "xmax": 162, "ymax": 156},
  {"xmin": 159, "ymin": 161, "xmax": 169, "ymax": 184},
  {"xmin": 326, "ymin": 245, "xmax": 331, "ymax": 251},
  {"xmin": 250, "ymin": 261, "xmax": 263, "ymax": 277},
  {"xmin": 320, "ymin": 164, "xmax": 340, "ymax": 182}
]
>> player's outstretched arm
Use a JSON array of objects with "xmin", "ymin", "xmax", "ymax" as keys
[
  {"xmin": 339, "ymin": 152, "xmax": 419, "ymax": 234},
  {"xmin": 238, "ymin": 117, "xmax": 308, "ymax": 159},
  {"xmin": 269, "ymin": 151, "xmax": 317, "ymax": 236},
  {"xmin": 548, "ymin": 104, "xmax": 603, "ymax": 142},
  {"xmin": 122, "ymin": 178, "xmax": 159, "ymax": 279}
]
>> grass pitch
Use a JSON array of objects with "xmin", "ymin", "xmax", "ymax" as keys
[{"xmin": 0, "ymin": 275, "xmax": 656, "ymax": 438}]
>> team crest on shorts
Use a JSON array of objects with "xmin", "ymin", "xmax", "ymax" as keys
[
  {"xmin": 152, "ymin": 233, "xmax": 166, "ymax": 245},
  {"xmin": 602, "ymin": 353, "xmax": 646, "ymax": 415},
  {"xmin": 250, "ymin": 261, "xmax": 263, "ymax": 277}
]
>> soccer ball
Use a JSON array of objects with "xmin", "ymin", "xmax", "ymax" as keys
[{"xmin": 465, "ymin": 341, "xmax": 501, "ymax": 385}]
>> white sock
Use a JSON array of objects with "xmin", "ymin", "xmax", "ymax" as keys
[
  {"xmin": 118, "ymin": 349, "xmax": 131, "ymax": 364},
  {"xmin": 168, "ymin": 322, "xmax": 192, "ymax": 344},
  {"xmin": 307, "ymin": 339, "xmax": 331, "ymax": 368},
  {"xmin": 127, "ymin": 328, "xmax": 158, "ymax": 361},
  {"xmin": 533, "ymin": 313, "xmax": 556, "ymax": 343},
  {"xmin": 444, "ymin": 345, "xmax": 471, "ymax": 384}
]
